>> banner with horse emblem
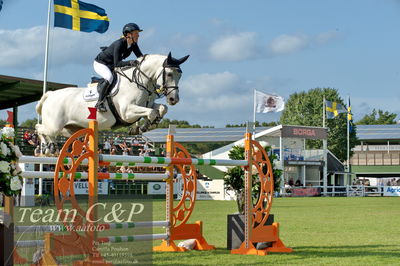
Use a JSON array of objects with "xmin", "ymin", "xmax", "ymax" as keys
[{"xmin": 255, "ymin": 90, "xmax": 285, "ymax": 113}]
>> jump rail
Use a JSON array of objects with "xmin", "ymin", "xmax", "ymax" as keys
[{"xmin": 19, "ymin": 155, "xmax": 248, "ymax": 167}]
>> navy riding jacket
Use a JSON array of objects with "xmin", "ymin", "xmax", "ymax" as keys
[{"xmin": 95, "ymin": 38, "xmax": 143, "ymax": 70}]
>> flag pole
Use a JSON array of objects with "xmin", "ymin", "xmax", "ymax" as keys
[
  {"xmin": 323, "ymin": 95, "xmax": 326, "ymax": 128},
  {"xmin": 253, "ymin": 88, "xmax": 256, "ymax": 137},
  {"xmin": 322, "ymin": 95, "xmax": 327, "ymax": 195},
  {"xmin": 347, "ymin": 95, "xmax": 350, "ymax": 184},
  {"xmin": 43, "ymin": 0, "xmax": 51, "ymax": 99},
  {"xmin": 39, "ymin": 0, "xmax": 52, "ymax": 196}
]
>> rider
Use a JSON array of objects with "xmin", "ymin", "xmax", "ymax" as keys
[{"xmin": 93, "ymin": 23, "xmax": 144, "ymax": 112}]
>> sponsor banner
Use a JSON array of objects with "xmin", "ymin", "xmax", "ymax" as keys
[
  {"xmin": 197, "ymin": 180, "xmax": 225, "ymax": 200},
  {"xmin": 383, "ymin": 186, "xmax": 400, "ymax": 196},
  {"xmin": 161, "ymin": 178, "xmax": 227, "ymax": 200},
  {"xmin": 147, "ymin": 182, "xmax": 179, "ymax": 195},
  {"xmin": 292, "ymin": 187, "xmax": 321, "ymax": 197},
  {"xmin": 74, "ymin": 181, "xmax": 108, "ymax": 195}
]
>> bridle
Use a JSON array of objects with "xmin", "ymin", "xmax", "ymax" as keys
[{"xmin": 117, "ymin": 55, "xmax": 180, "ymax": 98}]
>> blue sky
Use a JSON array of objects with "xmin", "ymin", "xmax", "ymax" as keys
[{"xmin": 1, "ymin": 0, "xmax": 400, "ymax": 127}]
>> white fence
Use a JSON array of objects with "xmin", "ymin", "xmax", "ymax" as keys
[{"xmin": 281, "ymin": 185, "xmax": 399, "ymax": 197}]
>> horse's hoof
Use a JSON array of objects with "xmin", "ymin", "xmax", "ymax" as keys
[{"xmin": 140, "ymin": 123, "xmax": 150, "ymax": 134}]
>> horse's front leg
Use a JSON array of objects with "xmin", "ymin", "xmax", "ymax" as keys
[
  {"xmin": 124, "ymin": 105, "xmax": 159, "ymax": 134},
  {"xmin": 150, "ymin": 103, "xmax": 168, "ymax": 127}
]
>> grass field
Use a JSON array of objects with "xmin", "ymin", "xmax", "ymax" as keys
[
  {"xmin": 9, "ymin": 197, "xmax": 400, "ymax": 265},
  {"xmin": 151, "ymin": 197, "xmax": 400, "ymax": 265}
]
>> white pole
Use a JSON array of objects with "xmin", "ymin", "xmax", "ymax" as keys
[
  {"xmin": 322, "ymin": 95, "xmax": 327, "ymax": 195},
  {"xmin": 253, "ymin": 89, "xmax": 256, "ymax": 137},
  {"xmin": 279, "ymin": 136, "xmax": 284, "ymax": 193},
  {"xmin": 39, "ymin": 0, "xmax": 52, "ymax": 196},
  {"xmin": 323, "ymin": 95, "xmax": 326, "ymax": 128},
  {"xmin": 347, "ymin": 95, "xmax": 350, "ymax": 185}
]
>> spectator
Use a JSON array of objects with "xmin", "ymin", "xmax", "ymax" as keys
[
  {"xmin": 284, "ymin": 182, "xmax": 292, "ymax": 193},
  {"xmin": 288, "ymin": 178, "xmax": 294, "ymax": 187},
  {"xmin": 103, "ymin": 139, "xmax": 111, "ymax": 153},
  {"xmin": 31, "ymin": 131, "xmax": 39, "ymax": 146},
  {"xmin": 23, "ymin": 130, "xmax": 36, "ymax": 146},
  {"xmin": 113, "ymin": 135, "xmax": 125, "ymax": 150},
  {"xmin": 295, "ymin": 179, "xmax": 302, "ymax": 187},
  {"xmin": 118, "ymin": 165, "xmax": 128, "ymax": 173},
  {"xmin": 132, "ymin": 137, "xmax": 140, "ymax": 146},
  {"xmin": 110, "ymin": 148, "xmax": 117, "ymax": 155},
  {"xmin": 139, "ymin": 149, "xmax": 145, "ymax": 157}
]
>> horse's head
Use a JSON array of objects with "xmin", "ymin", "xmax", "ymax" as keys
[{"xmin": 154, "ymin": 52, "xmax": 189, "ymax": 105}]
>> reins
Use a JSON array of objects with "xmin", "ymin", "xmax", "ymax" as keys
[{"xmin": 116, "ymin": 55, "xmax": 179, "ymax": 99}]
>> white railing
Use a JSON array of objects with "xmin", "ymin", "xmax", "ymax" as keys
[
  {"xmin": 280, "ymin": 185, "xmax": 386, "ymax": 197},
  {"xmin": 354, "ymin": 144, "xmax": 400, "ymax": 151}
]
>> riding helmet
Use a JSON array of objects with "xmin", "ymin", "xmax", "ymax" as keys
[{"xmin": 123, "ymin": 23, "xmax": 143, "ymax": 36}]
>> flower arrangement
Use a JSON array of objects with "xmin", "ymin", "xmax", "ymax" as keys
[{"xmin": 0, "ymin": 126, "xmax": 23, "ymax": 196}]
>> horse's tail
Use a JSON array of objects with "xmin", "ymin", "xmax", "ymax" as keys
[{"xmin": 35, "ymin": 91, "xmax": 52, "ymax": 116}]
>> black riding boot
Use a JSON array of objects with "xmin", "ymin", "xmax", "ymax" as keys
[{"xmin": 95, "ymin": 80, "xmax": 111, "ymax": 112}]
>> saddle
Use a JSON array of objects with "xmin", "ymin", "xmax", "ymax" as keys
[
  {"xmin": 83, "ymin": 72, "xmax": 119, "ymax": 102},
  {"xmin": 83, "ymin": 72, "xmax": 132, "ymax": 128}
]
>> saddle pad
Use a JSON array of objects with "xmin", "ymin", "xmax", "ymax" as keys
[{"xmin": 83, "ymin": 77, "xmax": 120, "ymax": 102}]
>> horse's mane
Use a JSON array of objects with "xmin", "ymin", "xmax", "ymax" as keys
[{"xmin": 118, "ymin": 54, "xmax": 165, "ymax": 71}]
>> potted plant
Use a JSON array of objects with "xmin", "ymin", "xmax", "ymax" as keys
[{"xmin": 224, "ymin": 144, "xmax": 281, "ymax": 250}]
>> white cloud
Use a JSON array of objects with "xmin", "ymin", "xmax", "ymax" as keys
[
  {"xmin": 165, "ymin": 71, "xmax": 253, "ymax": 126},
  {"xmin": 268, "ymin": 33, "xmax": 309, "ymax": 56},
  {"xmin": 0, "ymin": 26, "xmax": 117, "ymax": 69},
  {"xmin": 181, "ymin": 72, "xmax": 240, "ymax": 96},
  {"xmin": 315, "ymin": 30, "xmax": 340, "ymax": 44},
  {"xmin": 209, "ymin": 32, "xmax": 259, "ymax": 61},
  {"xmin": 0, "ymin": 26, "xmax": 45, "ymax": 67}
]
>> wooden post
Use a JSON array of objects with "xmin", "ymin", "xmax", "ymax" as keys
[
  {"xmin": 243, "ymin": 132, "xmax": 253, "ymax": 249},
  {"xmin": 165, "ymin": 134, "xmax": 174, "ymax": 247},
  {"xmin": 88, "ymin": 120, "xmax": 99, "ymax": 251}
]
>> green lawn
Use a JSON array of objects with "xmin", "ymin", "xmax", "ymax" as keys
[
  {"xmin": 152, "ymin": 197, "xmax": 400, "ymax": 265},
  {"xmin": 9, "ymin": 197, "xmax": 400, "ymax": 265}
]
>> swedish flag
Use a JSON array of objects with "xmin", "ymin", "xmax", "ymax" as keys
[
  {"xmin": 54, "ymin": 0, "xmax": 109, "ymax": 33},
  {"xmin": 325, "ymin": 100, "xmax": 347, "ymax": 119},
  {"xmin": 348, "ymin": 98, "xmax": 354, "ymax": 132}
]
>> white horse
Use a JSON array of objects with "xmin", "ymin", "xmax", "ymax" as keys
[{"xmin": 35, "ymin": 53, "xmax": 189, "ymax": 154}]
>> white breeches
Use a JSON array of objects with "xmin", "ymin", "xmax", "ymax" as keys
[{"xmin": 93, "ymin": 61, "xmax": 113, "ymax": 83}]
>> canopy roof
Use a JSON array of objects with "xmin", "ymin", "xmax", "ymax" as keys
[{"xmin": 0, "ymin": 74, "xmax": 76, "ymax": 109}]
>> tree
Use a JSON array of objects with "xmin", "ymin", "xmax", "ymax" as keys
[
  {"xmin": 280, "ymin": 88, "xmax": 357, "ymax": 162},
  {"xmin": 356, "ymin": 109, "xmax": 397, "ymax": 125},
  {"xmin": 20, "ymin": 118, "xmax": 38, "ymax": 128},
  {"xmin": 157, "ymin": 118, "xmax": 213, "ymax": 128},
  {"xmin": 225, "ymin": 121, "xmax": 278, "ymax": 127},
  {"xmin": 0, "ymin": 120, "xmax": 7, "ymax": 128}
]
